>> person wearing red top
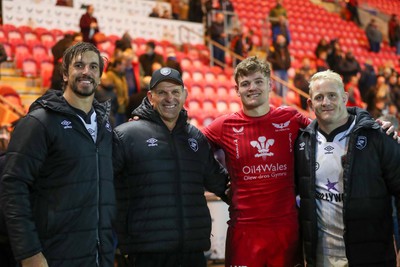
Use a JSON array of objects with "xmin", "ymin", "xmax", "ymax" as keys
[
  {"xmin": 345, "ymin": 75, "xmax": 365, "ymax": 108},
  {"xmin": 203, "ymin": 56, "xmax": 308, "ymax": 267},
  {"xmin": 389, "ymin": 14, "xmax": 397, "ymax": 47},
  {"xmin": 79, "ymin": 5, "xmax": 99, "ymax": 44}
]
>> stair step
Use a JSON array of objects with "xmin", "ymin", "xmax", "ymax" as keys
[{"xmin": 20, "ymin": 93, "xmax": 41, "ymax": 109}]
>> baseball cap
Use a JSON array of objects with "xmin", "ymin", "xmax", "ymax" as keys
[{"xmin": 149, "ymin": 67, "xmax": 184, "ymax": 90}]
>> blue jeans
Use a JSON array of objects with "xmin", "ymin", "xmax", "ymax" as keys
[{"xmin": 274, "ymin": 69, "xmax": 289, "ymax": 98}]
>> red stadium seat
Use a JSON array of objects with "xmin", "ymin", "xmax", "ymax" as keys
[
  {"xmin": 14, "ymin": 44, "xmax": 31, "ymax": 69},
  {"xmin": 40, "ymin": 60, "xmax": 54, "ymax": 89},
  {"xmin": 22, "ymin": 58, "xmax": 38, "ymax": 77}
]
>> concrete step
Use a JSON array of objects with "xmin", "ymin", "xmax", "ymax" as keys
[
  {"xmin": 0, "ymin": 76, "xmax": 43, "ymax": 95},
  {"xmin": 0, "ymin": 67, "xmax": 20, "ymax": 77},
  {"xmin": 20, "ymin": 93, "xmax": 41, "ymax": 109}
]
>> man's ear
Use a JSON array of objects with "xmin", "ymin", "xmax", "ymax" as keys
[
  {"xmin": 147, "ymin": 90, "xmax": 153, "ymax": 105},
  {"xmin": 235, "ymin": 85, "xmax": 240, "ymax": 96},
  {"xmin": 307, "ymin": 98, "xmax": 314, "ymax": 111},
  {"xmin": 343, "ymin": 92, "xmax": 349, "ymax": 105}
]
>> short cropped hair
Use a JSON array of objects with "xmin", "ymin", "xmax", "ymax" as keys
[
  {"xmin": 234, "ymin": 56, "xmax": 271, "ymax": 85},
  {"xmin": 308, "ymin": 69, "xmax": 344, "ymax": 96}
]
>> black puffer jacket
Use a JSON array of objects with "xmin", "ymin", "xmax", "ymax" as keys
[
  {"xmin": 0, "ymin": 90, "xmax": 116, "ymax": 266},
  {"xmin": 113, "ymin": 98, "xmax": 229, "ymax": 254},
  {"xmin": 295, "ymin": 107, "xmax": 400, "ymax": 266}
]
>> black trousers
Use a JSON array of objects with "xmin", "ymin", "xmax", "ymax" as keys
[{"xmin": 125, "ymin": 252, "xmax": 207, "ymax": 267}]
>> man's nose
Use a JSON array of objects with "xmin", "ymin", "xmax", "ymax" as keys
[{"xmin": 322, "ymin": 96, "xmax": 330, "ymax": 105}]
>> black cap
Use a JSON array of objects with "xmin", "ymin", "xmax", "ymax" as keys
[{"xmin": 149, "ymin": 67, "xmax": 184, "ymax": 90}]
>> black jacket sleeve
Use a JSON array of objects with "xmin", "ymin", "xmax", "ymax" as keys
[{"xmin": 0, "ymin": 115, "xmax": 48, "ymax": 261}]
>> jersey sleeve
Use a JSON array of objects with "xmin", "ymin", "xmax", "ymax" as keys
[
  {"xmin": 202, "ymin": 115, "xmax": 226, "ymax": 150},
  {"xmin": 295, "ymin": 110, "xmax": 312, "ymax": 128}
]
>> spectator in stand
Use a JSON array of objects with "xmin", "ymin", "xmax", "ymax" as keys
[
  {"xmin": 161, "ymin": 9, "xmax": 173, "ymax": 19},
  {"xmin": 393, "ymin": 16, "xmax": 400, "ymax": 55},
  {"xmin": 122, "ymin": 48, "xmax": 141, "ymax": 96},
  {"xmin": 389, "ymin": 74, "xmax": 400, "ymax": 111},
  {"xmin": 272, "ymin": 15, "xmax": 291, "ymax": 45},
  {"xmin": 115, "ymin": 32, "xmax": 133, "ymax": 53},
  {"xmin": 345, "ymin": 75, "xmax": 365, "ymax": 108},
  {"xmin": 138, "ymin": 41, "xmax": 165, "ymax": 77},
  {"xmin": 149, "ymin": 5, "xmax": 160, "ymax": 18},
  {"xmin": 346, "ymin": 0, "xmax": 361, "ymax": 26},
  {"xmin": 209, "ymin": 12, "xmax": 226, "ymax": 68},
  {"xmin": 366, "ymin": 75, "xmax": 391, "ymax": 118},
  {"xmin": 379, "ymin": 64, "xmax": 396, "ymax": 81},
  {"xmin": 267, "ymin": 34, "xmax": 291, "ymax": 99},
  {"xmin": 294, "ymin": 57, "xmax": 315, "ymax": 110},
  {"xmin": 106, "ymin": 58, "xmax": 129, "ymax": 126},
  {"xmin": 96, "ymin": 72, "xmax": 118, "ymax": 127},
  {"xmin": 358, "ymin": 59, "xmax": 377, "ymax": 102},
  {"xmin": 230, "ymin": 27, "xmax": 245, "ymax": 66},
  {"xmin": 315, "ymin": 37, "xmax": 330, "ymax": 59},
  {"xmin": 389, "ymin": 14, "xmax": 397, "ymax": 47},
  {"xmin": 269, "ymin": 0, "xmax": 287, "ymax": 42},
  {"xmin": 336, "ymin": 50, "xmax": 361, "ymax": 84},
  {"xmin": 188, "ymin": 0, "xmax": 204, "ymax": 23},
  {"xmin": 315, "ymin": 50, "xmax": 329, "ymax": 72},
  {"xmin": 56, "ymin": 0, "xmax": 73, "ymax": 6},
  {"xmin": 170, "ymin": 0, "xmax": 181, "ymax": 20},
  {"xmin": 327, "ymin": 38, "xmax": 344, "ymax": 73},
  {"xmin": 125, "ymin": 62, "xmax": 162, "ymax": 118},
  {"xmin": 165, "ymin": 49, "xmax": 182, "ymax": 75},
  {"xmin": 242, "ymin": 27, "xmax": 254, "ymax": 54},
  {"xmin": 79, "ymin": 4, "xmax": 99, "ymax": 44},
  {"xmin": 366, "ymin": 18, "xmax": 383, "ymax": 53}
]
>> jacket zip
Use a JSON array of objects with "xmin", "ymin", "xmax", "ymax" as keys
[
  {"xmin": 95, "ymin": 147, "xmax": 100, "ymax": 267},
  {"xmin": 170, "ymin": 130, "xmax": 184, "ymax": 253}
]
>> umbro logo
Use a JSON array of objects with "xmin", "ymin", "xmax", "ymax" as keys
[
  {"xmin": 299, "ymin": 142, "xmax": 305, "ymax": 150},
  {"xmin": 324, "ymin": 145, "xmax": 334, "ymax": 154},
  {"xmin": 61, "ymin": 120, "xmax": 72, "ymax": 129},
  {"xmin": 146, "ymin": 138, "xmax": 158, "ymax": 147},
  {"xmin": 250, "ymin": 136, "xmax": 275, "ymax": 159},
  {"xmin": 105, "ymin": 121, "xmax": 112, "ymax": 132}
]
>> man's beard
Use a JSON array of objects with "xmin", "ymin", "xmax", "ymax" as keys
[{"xmin": 71, "ymin": 77, "xmax": 97, "ymax": 97}]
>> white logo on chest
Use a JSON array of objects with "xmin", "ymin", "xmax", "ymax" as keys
[{"xmin": 250, "ymin": 136, "xmax": 275, "ymax": 159}]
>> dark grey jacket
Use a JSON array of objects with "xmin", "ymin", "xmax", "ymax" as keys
[
  {"xmin": 113, "ymin": 97, "xmax": 229, "ymax": 254},
  {"xmin": 0, "ymin": 90, "xmax": 116, "ymax": 266},
  {"xmin": 295, "ymin": 107, "xmax": 400, "ymax": 266}
]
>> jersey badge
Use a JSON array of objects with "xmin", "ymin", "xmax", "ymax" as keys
[
  {"xmin": 355, "ymin": 136, "xmax": 367, "ymax": 150},
  {"xmin": 250, "ymin": 136, "xmax": 275, "ymax": 159},
  {"xmin": 146, "ymin": 138, "xmax": 158, "ymax": 147},
  {"xmin": 188, "ymin": 138, "xmax": 199, "ymax": 152}
]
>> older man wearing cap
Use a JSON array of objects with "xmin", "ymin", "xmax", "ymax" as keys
[{"xmin": 112, "ymin": 67, "xmax": 229, "ymax": 267}]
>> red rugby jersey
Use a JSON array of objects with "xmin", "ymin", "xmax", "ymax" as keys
[{"xmin": 204, "ymin": 106, "xmax": 310, "ymax": 226}]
